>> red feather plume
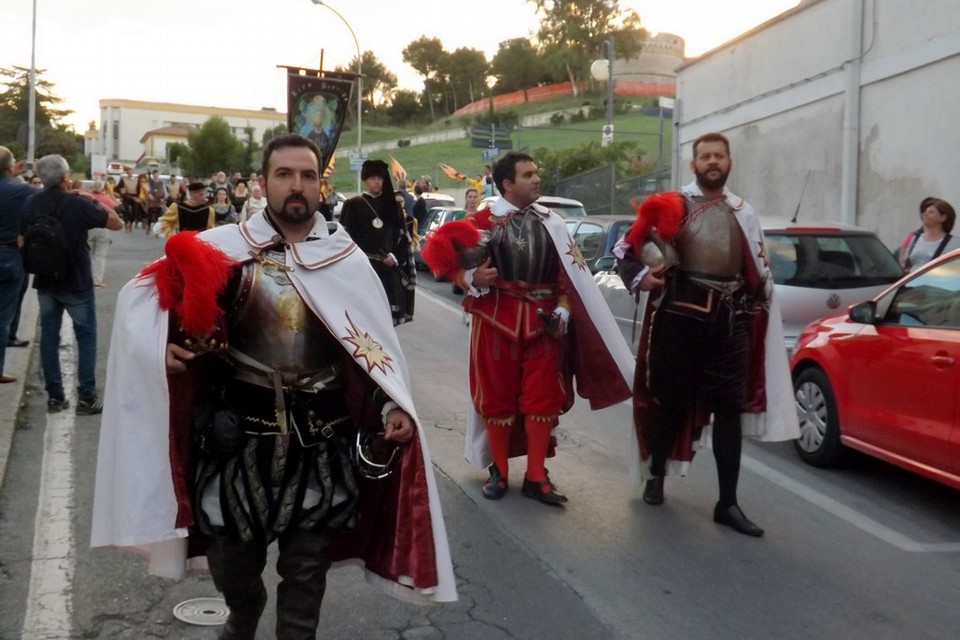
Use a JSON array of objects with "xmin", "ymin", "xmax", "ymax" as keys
[
  {"xmin": 421, "ymin": 220, "xmax": 481, "ymax": 279},
  {"xmin": 624, "ymin": 191, "xmax": 686, "ymax": 255},
  {"xmin": 139, "ymin": 231, "xmax": 238, "ymax": 335}
]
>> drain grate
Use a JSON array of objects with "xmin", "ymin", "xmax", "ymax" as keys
[{"xmin": 172, "ymin": 597, "xmax": 230, "ymax": 626}]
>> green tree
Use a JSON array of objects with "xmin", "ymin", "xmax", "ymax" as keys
[
  {"xmin": 402, "ymin": 36, "xmax": 449, "ymax": 120},
  {"xmin": 529, "ymin": 0, "xmax": 648, "ymax": 93},
  {"xmin": 0, "ymin": 66, "xmax": 81, "ymax": 161},
  {"xmin": 337, "ymin": 50, "xmax": 397, "ymax": 111},
  {"xmin": 386, "ymin": 90, "xmax": 423, "ymax": 127},
  {"xmin": 445, "ymin": 47, "xmax": 489, "ymax": 110},
  {"xmin": 261, "ymin": 123, "xmax": 287, "ymax": 146},
  {"xmin": 534, "ymin": 139, "xmax": 638, "ymax": 193},
  {"xmin": 490, "ymin": 39, "xmax": 545, "ymax": 101},
  {"xmin": 179, "ymin": 116, "xmax": 243, "ymax": 177},
  {"xmin": 239, "ymin": 126, "xmax": 260, "ymax": 174}
]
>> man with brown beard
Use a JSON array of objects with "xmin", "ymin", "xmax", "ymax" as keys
[
  {"xmin": 615, "ymin": 132, "xmax": 798, "ymax": 537},
  {"xmin": 92, "ymin": 134, "xmax": 455, "ymax": 639}
]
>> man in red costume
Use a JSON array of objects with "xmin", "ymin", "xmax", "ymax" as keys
[
  {"xmin": 423, "ymin": 151, "xmax": 634, "ymax": 506},
  {"xmin": 615, "ymin": 132, "xmax": 799, "ymax": 536},
  {"xmin": 92, "ymin": 135, "xmax": 455, "ymax": 639}
]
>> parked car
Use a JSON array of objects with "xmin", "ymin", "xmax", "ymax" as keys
[
  {"xmin": 790, "ymin": 248, "xmax": 960, "ymax": 489},
  {"xmin": 564, "ymin": 215, "xmax": 634, "ymax": 274},
  {"xmin": 414, "ymin": 206, "xmax": 467, "ymax": 273},
  {"xmin": 591, "ymin": 218, "xmax": 904, "ymax": 349},
  {"xmin": 756, "ymin": 218, "xmax": 903, "ymax": 353},
  {"xmin": 480, "ymin": 195, "xmax": 587, "ymax": 218},
  {"xmin": 331, "ymin": 191, "xmax": 346, "ymax": 220},
  {"xmin": 422, "ymin": 192, "xmax": 456, "ymax": 208},
  {"xmin": 105, "ymin": 162, "xmax": 127, "ymax": 177}
]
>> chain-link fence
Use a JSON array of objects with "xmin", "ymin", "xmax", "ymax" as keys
[{"xmin": 555, "ymin": 166, "xmax": 671, "ymax": 216}]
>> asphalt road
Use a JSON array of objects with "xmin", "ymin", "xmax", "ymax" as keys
[{"xmin": 1, "ymin": 230, "xmax": 958, "ymax": 640}]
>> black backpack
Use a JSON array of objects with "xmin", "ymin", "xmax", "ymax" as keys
[{"xmin": 22, "ymin": 193, "xmax": 72, "ymax": 280}]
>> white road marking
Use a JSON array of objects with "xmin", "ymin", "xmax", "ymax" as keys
[
  {"xmin": 22, "ymin": 320, "xmax": 76, "ymax": 640},
  {"xmin": 743, "ymin": 454, "xmax": 960, "ymax": 553},
  {"xmin": 417, "ymin": 286, "xmax": 469, "ymax": 319}
]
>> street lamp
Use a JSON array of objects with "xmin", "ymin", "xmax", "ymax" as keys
[
  {"xmin": 310, "ymin": 0, "xmax": 362, "ymax": 194},
  {"xmin": 590, "ymin": 35, "xmax": 615, "ymax": 148},
  {"xmin": 591, "ymin": 35, "xmax": 615, "ymax": 213},
  {"xmin": 27, "ymin": 0, "xmax": 38, "ymax": 169}
]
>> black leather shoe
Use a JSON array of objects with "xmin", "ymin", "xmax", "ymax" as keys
[
  {"xmin": 642, "ymin": 476, "xmax": 665, "ymax": 506},
  {"xmin": 521, "ymin": 476, "xmax": 568, "ymax": 505},
  {"xmin": 482, "ymin": 464, "xmax": 508, "ymax": 499},
  {"xmin": 7, "ymin": 339, "xmax": 29, "ymax": 348},
  {"xmin": 713, "ymin": 503, "xmax": 764, "ymax": 537}
]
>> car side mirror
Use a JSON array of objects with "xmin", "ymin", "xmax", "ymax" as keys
[
  {"xmin": 595, "ymin": 256, "xmax": 616, "ymax": 272},
  {"xmin": 848, "ymin": 300, "xmax": 877, "ymax": 324}
]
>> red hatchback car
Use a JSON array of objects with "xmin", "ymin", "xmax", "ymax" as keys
[{"xmin": 790, "ymin": 248, "xmax": 960, "ymax": 489}]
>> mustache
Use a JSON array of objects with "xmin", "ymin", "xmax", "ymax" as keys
[{"xmin": 284, "ymin": 194, "xmax": 309, "ymax": 208}]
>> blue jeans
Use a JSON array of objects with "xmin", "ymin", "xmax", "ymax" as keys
[
  {"xmin": 38, "ymin": 289, "xmax": 98, "ymax": 401},
  {"xmin": 0, "ymin": 248, "xmax": 25, "ymax": 375}
]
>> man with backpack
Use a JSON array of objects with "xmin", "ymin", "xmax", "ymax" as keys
[{"xmin": 19, "ymin": 154, "xmax": 122, "ymax": 414}]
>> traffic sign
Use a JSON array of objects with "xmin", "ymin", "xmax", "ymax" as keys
[
  {"xmin": 349, "ymin": 155, "xmax": 368, "ymax": 171},
  {"xmin": 482, "ymin": 147, "xmax": 501, "ymax": 162}
]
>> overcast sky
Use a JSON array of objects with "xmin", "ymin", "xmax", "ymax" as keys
[{"xmin": 4, "ymin": 0, "xmax": 798, "ymax": 131}]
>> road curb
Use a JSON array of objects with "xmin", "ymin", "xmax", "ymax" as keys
[{"xmin": 0, "ymin": 288, "xmax": 39, "ymax": 490}]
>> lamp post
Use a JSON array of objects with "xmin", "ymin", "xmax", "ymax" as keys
[
  {"xmin": 590, "ymin": 35, "xmax": 615, "ymax": 213},
  {"xmin": 310, "ymin": 0, "xmax": 362, "ymax": 194},
  {"xmin": 590, "ymin": 35, "xmax": 615, "ymax": 148},
  {"xmin": 27, "ymin": 0, "xmax": 38, "ymax": 169}
]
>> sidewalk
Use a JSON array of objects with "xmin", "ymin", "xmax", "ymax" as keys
[{"xmin": 0, "ymin": 289, "xmax": 39, "ymax": 489}]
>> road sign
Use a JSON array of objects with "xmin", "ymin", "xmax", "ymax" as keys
[
  {"xmin": 482, "ymin": 147, "xmax": 501, "ymax": 162},
  {"xmin": 349, "ymin": 155, "xmax": 368, "ymax": 171}
]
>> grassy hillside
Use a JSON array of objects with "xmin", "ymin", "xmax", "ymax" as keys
[{"xmin": 330, "ymin": 94, "xmax": 673, "ymax": 196}]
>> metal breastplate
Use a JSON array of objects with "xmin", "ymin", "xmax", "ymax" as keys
[
  {"xmin": 226, "ymin": 249, "xmax": 341, "ymax": 382},
  {"xmin": 487, "ymin": 211, "xmax": 559, "ymax": 283},
  {"xmin": 676, "ymin": 196, "xmax": 743, "ymax": 278}
]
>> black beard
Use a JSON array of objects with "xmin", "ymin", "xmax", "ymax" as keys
[
  {"xmin": 695, "ymin": 167, "xmax": 730, "ymax": 191},
  {"xmin": 269, "ymin": 194, "xmax": 314, "ymax": 224}
]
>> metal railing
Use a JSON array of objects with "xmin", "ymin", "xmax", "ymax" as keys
[{"xmin": 555, "ymin": 166, "xmax": 671, "ymax": 216}]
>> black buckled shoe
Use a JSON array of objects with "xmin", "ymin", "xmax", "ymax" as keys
[
  {"xmin": 713, "ymin": 503, "xmax": 764, "ymax": 537},
  {"xmin": 482, "ymin": 464, "xmax": 508, "ymax": 500},
  {"xmin": 642, "ymin": 476, "xmax": 665, "ymax": 506},
  {"xmin": 521, "ymin": 476, "xmax": 568, "ymax": 506}
]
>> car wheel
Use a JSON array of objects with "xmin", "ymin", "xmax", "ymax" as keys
[{"xmin": 793, "ymin": 367, "xmax": 845, "ymax": 467}]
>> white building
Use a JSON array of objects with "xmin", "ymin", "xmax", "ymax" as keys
[
  {"xmin": 673, "ymin": 0, "xmax": 960, "ymax": 247},
  {"xmin": 94, "ymin": 99, "xmax": 285, "ymax": 168}
]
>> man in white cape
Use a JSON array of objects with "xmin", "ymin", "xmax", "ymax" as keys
[{"xmin": 91, "ymin": 135, "xmax": 455, "ymax": 639}]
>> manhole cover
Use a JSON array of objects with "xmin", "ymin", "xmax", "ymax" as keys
[{"xmin": 172, "ymin": 597, "xmax": 229, "ymax": 626}]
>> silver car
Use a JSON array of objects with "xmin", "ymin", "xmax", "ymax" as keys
[{"xmin": 594, "ymin": 219, "xmax": 904, "ymax": 352}]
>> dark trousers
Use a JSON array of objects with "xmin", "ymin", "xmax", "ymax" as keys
[
  {"xmin": 646, "ymin": 293, "xmax": 749, "ymax": 506},
  {"xmin": 647, "ymin": 405, "xmax": 743, "ymax": 507},
  {"xmin": 207, "ymin": 528, "xmax": 332, "ymax": 640}
]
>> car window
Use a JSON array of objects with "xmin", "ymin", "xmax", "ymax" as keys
[
  {"xmin": 883, "ymin": 256, "xmax": 960, "ymax": 328},
  {"xmin": 763, "ymin": 232, "xmax": 903, "ymax": 289},
  {"xmin": 549, "ymin": 203, "xmax": 587, "ymax": 217},
  {"xmin": 573, "ymin": 222, "xmax": 604, "ymax": 260},
  {"xmin": 565, "ymin": 220, "xmax": 580, "ymax": 236}
]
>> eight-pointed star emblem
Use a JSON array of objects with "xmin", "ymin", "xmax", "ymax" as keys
[
  {"xmin": 566, "ymin": 238, "xmax": 587, "ymax": 271},
  {"xmin": 342, "ymin": 313, "xmax": 394, "ymax": 375}
]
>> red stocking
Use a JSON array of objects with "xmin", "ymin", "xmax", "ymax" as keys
[
  {"xmin": 524, "ymin": 417, "xmax": 553, "ymax": 483},
  {"xmin": 485, "ymin": 419, "xmax": 512, "ymax": 478}
]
